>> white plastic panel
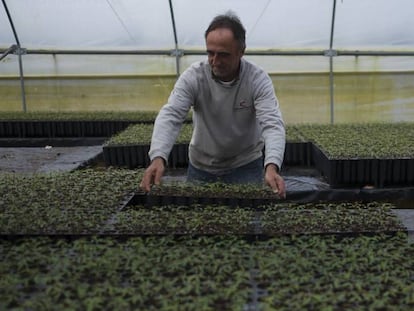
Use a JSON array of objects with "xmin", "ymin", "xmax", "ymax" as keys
[
  {"xmin": 2, "ymin": 0, "xmax": 413, "ymax": 51},
  {"xmin": 334, "ymin": 0, "xmax": 414, "ymax": 49},
  {"xmin": 172, "ymin": 0, "xmax": 332, "ymax": 49},
  {"xmin": 0, "ymin": 0, "xmax": 175, "ymax": 50}
]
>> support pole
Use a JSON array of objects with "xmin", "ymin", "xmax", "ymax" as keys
[
  {"xmin": 17, "ymin": 49, "xmax": 27, "ymax": 112},
  {"xmin": 329, "ymin": 0, "xmax": 337, "ymax": 124},
  {"xmin": 168, "ymin": 0, "xmax": 181, "ymax": 78},
  {"xmin": 2, "ymin": 0, "xmax": 27, "ymax": 112}
]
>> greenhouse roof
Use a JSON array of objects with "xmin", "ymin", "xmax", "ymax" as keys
[{"xmin": 1, "ymin": 0, "xmax": 414, "ymax": 52}]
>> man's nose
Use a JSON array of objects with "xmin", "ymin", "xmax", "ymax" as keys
[{"xmin": 210, "ymin": 53, "xmax": 219, "ymax": 65}]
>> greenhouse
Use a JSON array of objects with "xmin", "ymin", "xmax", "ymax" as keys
[{"xmin": 1, "ymin": 0, "xmax": 414, "ymax": 310}]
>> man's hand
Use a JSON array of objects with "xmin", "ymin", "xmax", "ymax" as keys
[
  {"xmin": 139, "ymin": 157, "xmax": 165, "ymax": 192},
  {"xmin": 264, "ymin": 163, "xmax": 286, "ymax": 199}
]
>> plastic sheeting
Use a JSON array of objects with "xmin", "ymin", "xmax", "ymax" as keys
[
  {"xmin": 1, "ymin": 0, "xmax": 414, "ymax": 77},
  {"xmin": 1, "ymin": 0, "xmax": 414, "ymax": 50}
]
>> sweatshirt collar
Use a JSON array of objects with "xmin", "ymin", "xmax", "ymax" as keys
[{"xmin": 210, "ymin": 59, "xmax": 243, "ymax": 87}]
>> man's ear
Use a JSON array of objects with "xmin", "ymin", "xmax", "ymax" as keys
[{"xmin": 240, "ymin": 47, "xmax": 245, "ymax": 57}]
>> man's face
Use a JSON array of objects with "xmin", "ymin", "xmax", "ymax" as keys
[{"xmin": 206, "ymin": 28, "xmax": 244, "ymax": 82}]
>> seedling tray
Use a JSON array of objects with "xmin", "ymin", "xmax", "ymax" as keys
[
  {"xmin": 124, "ymin": 192, "xmax": 274, "ymax": 208},
  {"xmin": 0, "ymin": 120, "xmax": 135, "ymax": 138},
  {"xmin": 110, "ymin": 203, "xmax": 407, "ymax": 237},
  {"xmin": 103, "ymin": 143, "xmax": 188, "ymax": 168},
  {"xmin": 102, "ymin": 142, "xmax": 313, "ymax": 169},
  {"xmin": 2, "ymin": 203, "xmax": 410, "ymax": 237},
  {"xmin": 312, "ymin": 144, "xmax": 414, "ymax": 187},
  {"xmin": 283, "ymin": 141, "xmax": 313, "ymax": 166},
  {"xmin": 122, "ymin": 187, "xmax": 414, "ymax": 209},
  {"xmin": 102, "ymin": 140, "xmax": 414, "ymax": 188}
]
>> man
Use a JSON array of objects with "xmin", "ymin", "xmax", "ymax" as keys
[{"xmin": 140, "ymin": 12, "xmax": 286, "ymax": 198}]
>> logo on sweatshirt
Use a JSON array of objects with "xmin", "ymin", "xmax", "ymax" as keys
[{"xmin": 236, "ymin": 99, "xmax": 251, "ymax": 109}]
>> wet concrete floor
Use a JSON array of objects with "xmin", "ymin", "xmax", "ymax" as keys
[{"xmin": 0, "ymin": 146, "xmax": 102, "ymax": 174}]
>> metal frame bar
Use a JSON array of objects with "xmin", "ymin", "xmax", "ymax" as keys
[
  {"xmin": 0, "ymin": 44, "xmax": 16, "ymax": 61},
  {"xmin": 2, "ymin": 49, "xmax": 412, "ymax": 57}
]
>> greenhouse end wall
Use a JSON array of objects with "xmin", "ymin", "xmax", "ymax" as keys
[{"xmin": 1, "ymin": 54, "xmax": 413, "ymax": 124}]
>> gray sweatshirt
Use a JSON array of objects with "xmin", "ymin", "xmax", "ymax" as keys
[{"xmin": 149, "ymin": 58, "xmax": 285, "ymax": 174}]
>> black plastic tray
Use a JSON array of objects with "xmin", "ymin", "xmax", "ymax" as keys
[
  {"xmin": 122, "ymin": 187, "xmax": 414, "ymax": 209},
  {"xmin": 312, "ymin": 144, "xmax": 414, "ymax": 187},
  {"xmin": 103, "ymin": 142, "xmax": 313, "ymax": 169},
  {"xmin": 0, "ymin": 120, "xmax": 135, "ymax": 138},
  {"xmin": 103, "ymin": 143, "xmax": 188, "ymax": 168}
]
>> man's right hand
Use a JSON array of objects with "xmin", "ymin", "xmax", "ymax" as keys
[{"xmin": 139, "ymin": 157, "xmax": 165, "ymax": 192}]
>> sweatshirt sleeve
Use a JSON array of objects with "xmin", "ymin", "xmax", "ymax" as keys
[
  {"xmin": 253, "ymin": 71, "xmax": 286, "ymax": 170},
  {"xmin": 148, "ymin": 69, "xmax": 194, "ymax": 164}
]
